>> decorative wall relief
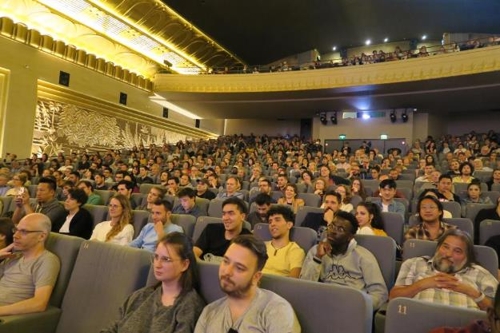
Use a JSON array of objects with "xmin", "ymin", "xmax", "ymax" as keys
[{"xmin": 33, "ymin": 98, "xmax": 187, "ymax": 155}]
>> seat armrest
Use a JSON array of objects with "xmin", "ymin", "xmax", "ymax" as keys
[{"xmin": 0, "ymin": 306, "xmax": 61, "ymax": 333}]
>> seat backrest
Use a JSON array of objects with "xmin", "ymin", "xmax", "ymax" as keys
[
  {"xmin": 260, "ymin": 274, "xmax": 373, "ymax": 333},
  {"xmin": 395, "ymin": 180, "xmax": 413, "ymax": 189},
  {"xmin": 45, "ymin": 233, "xmax": 84, "ymax": 307},
  {"xmin": 355, "ymin": 234, "xmax": 397, "ymax": 290},
  {"xmin": 381, "ymin": 212, "xmax": 405, "ymax": 245},
  {"xmin": 0, "ymin": 196, "xmax": 12, "ymax": 215},
  {"xmin": 207, "ymin": 199, "xmax": 224, "ymax": 217},
  {"xmin": 170, "ymin": 214, "xmax": 196, "ymax": 239},
  {"xmin": 131, "ymin": 210, "xmax": 150, "ymax": 238},
  {"xmin": 85, "ymin": 204, "xmax": 108, "ymax": 227},
  {"xmin": 479, "ymin": 219, "xmax": 500, "ymax": 245},
  {"xmin": 139, "ymin": 183, "xmax": 158, "ymax": 195},
  {"xmin": 402, "ymin": 239, "xmax": 498, "ymax": 276},
  {"xmin": 197, "ymin": 261, "xmax": 226, "ymax": 303},
  {"xmin": 441, "ymin": 201, "xmax": 462, "ymax": 218},
  {"xmin": 28, "ymin": 184, "xmax": 38, "ymax": 198},
  {"xmin": 443, "ymin": 218, "xmax": 474, "ymax": 240},
  {"xmin": 398, "ymin": 187, "xmax": 413, "ymax": 202},
  {"xmin": 253, "ymin": 223, "xmax": 317, "ymax": 253},
  {"xmin": 131, "ymin": 193, "xmax": 146, "ymax": 208},
  {"xmin": 297, "ymin": 193, "xmax": 321, "ymax": 207},
  {"xmin": 195, "ymin": 197, "xmax": 210, "ymax": 216},
  {"xmin": 56, "ymin": 242, "xmax": 152, "ymax": 333},
  {"xmin": 193, "ymin": 216, "xmax": 223, "ymax": 243},
  {"xmin": 295, "ymin": 206, "xmax": 323, "ymax": 226},
  {"xmin": 94, "ymin": 190, "xmax": 113, "ymax": 205},
  {"xmin": 492, "ymin": 183, "xmax": 500, "ymax": 192},
  {"xmin": 385, "ymin": 297, "xmax": 486, "ymax": 333},
  {"xmin": 465, "ymin": 203, "xmax": 495, "ymax": 222}
]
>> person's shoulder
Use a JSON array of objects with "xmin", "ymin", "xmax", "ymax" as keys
[{"xmin": 258, "ymin": 288, "xmax": 293, "ymax": 308}]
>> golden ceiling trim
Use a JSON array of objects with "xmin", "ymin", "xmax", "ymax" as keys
[
  {"xmin": 154, "ymin": 46, "xmax": 500, "ymax": 93},
  {"xmin": 37, "ymin": 81, "xmax": 218, "ymax": 139}
]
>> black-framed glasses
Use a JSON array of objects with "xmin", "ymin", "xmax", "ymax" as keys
[{"xmin": 12, "ymin": 227, "xmax": 44, "ymax": 236}]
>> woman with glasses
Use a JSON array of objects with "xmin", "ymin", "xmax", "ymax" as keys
[
  {"xmin": 100, "ymin": 232, "xmax": 205, "ymax": 333},
  {"xmin": 5, "ymin": 173, "xmax": 28, "ymax": 197},
  {"xmin": 90, "ymin": 194, "xmax": 134, "ymax": 246},
  {"xmin": 60, "ymin": 188, "xmax": 93, "ymax": 239}
]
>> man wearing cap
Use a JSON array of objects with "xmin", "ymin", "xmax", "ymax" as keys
[{"xmin": 196, "ymin": 178, "xmax": 216, "ymax": 200}]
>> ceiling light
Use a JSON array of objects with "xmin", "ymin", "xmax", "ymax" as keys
[
  {"xmin": 332, "ymin": 46, "xmax": 337, "ymax": 51},
  {"xmin": 384, "ymin": 38, "xmax": 389, "ymax": 43},
  {"xmin": 422, "ymin": 35, "xmax": 427, "ymax": 40},
  {"xmin": 362, "ymin": 113, "xmax": 370, "ymax": 120},
  {"xmin": 390, "ymin": 110, "xmax": 397, "ymax": 123},
  {"xmin": 365, "ymin": 39, "xmax": 371, "ymax": 46}
]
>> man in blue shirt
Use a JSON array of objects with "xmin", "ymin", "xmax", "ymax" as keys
[{"xmin": 129, "ymin": 199, "xmax": 183, "ymax": 252}]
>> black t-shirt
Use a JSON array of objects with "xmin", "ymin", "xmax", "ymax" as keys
[
  {"xmin": 197, "ymin": 190, "xmax": 216, "ymax": 200},
  {"xmin": 302, "ymin": 212, "xmax": 327, "ymax": 241},
  {"xmin": 195, "ymin": 223, "xmax": 252, "ymax": 259}
]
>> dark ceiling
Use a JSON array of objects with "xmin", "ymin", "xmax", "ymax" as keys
[{"xmin": 162, "ymin": 0, "xmax": 500, "ymax": 65}]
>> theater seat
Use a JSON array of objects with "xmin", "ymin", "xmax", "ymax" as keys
[
  {"xmin": 170, "ymin": 214, "xmax": 196, "ymax": 239},
  {"xmin": 54, "ymin": 241, "xmax": 151, "ymax": 333},
  {"xmin": 0, "ymin": 233, "xmax": 84, "ymax": 333},
  {"xmin": 385, "ymin": 297, "xmax": 486, "ymax": 333}
]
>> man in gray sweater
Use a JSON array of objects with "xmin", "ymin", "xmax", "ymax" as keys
[{"xmin": 300, "ymin": 211, "xmax": 388, "ymax": 310}]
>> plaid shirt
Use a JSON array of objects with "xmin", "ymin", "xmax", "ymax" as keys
[
  {"xmin": 395, "ymin": 257, "xmax": 498, "ymax": 309},
  {"xmin": 405, "ymin": 222, "xmax": 457, "ymax": 241}
]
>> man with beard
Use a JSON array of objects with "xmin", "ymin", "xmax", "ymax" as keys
[
  {"xmin": 194, "ymin": 235, "xmax": 301, "ymax": 333},
  {"xmin": 302, "ymin": 191, "xmax": 341, "ymax": 240},
  {"xmin": 246, "ymin": 193, "xmax": 272, "ymax": 229},
  {"xmin": 0, "ymin": 213, "xmax": 60, "ymax": 315},
  {"xmin": 300, "ymin": 211, "xmax": 388, "ymax": 310},
  {"xmin": 390, "ymin": 229, "xmax": 497, "ymax": 310}
]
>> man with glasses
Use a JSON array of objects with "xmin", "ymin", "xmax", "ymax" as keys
[
  {"xmin": 13, "ymin": 177, "xmax": 66, "ymax": 231},
  {"xmin": 300, "ymin": 211, "xmax": 388, "ymax": 310},
  {"xmin": 0, "ymin": 213, "xmax": 60, "ymax": 315},
  {"xmin": 194, "ymin": 235, "xmax": 301, "ymax": 333},
  {"xmin": 129, "ymin": 200, "xmax": 182, "ymax": 252},
  {"xmin": 391, "ymin": 229, "xmax": 497, "ymax": 311},
  {"xmin": 405, "ymin": 196, "xmax": 456, "ymax": 241}
]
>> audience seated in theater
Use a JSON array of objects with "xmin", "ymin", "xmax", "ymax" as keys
[
  {"xmin": 415, "ymin": 163, "xmax": 436, "ymax": 183},
  {"xmin": 138, "ymin": 186, "xmax": 166, "ymax": 211},
  {"xmin": 5, "ymin": 173, "xmax": 27, "ymax": 197},
  {"xmin": 102, "ymin": 232, "xmax": 205, "ymax": 333},
  {"xmin": 77, "ymin": 180, "xmax": 103, "ymax": 205},
  {"xmin": 303, "ymin": 191, "xmax": 341, "ymax": 240},
  {"xmin": 335, "ymin": 184, "xmax": 354, "ymax": 212},
  {"xmin": 462, "ymin": 181, "xmax": 493, "ymax": 205},
  {"xmin": 195, "ymin": 178, "xmax": 216, "ymax": 200},
  {"xmin": 0, "ymin": 214, "xmax": 60, "ymax": 315},
  {"xmin": 172, "ymin": 188, "xmax": 203, "ymax": 219},
  {"xmin": 405, "ymin": 196, "xmax": 457, "ymax": 241},
  {"xmin": 355, "ymin": 202, "xmax": 387, "ymax": 236},
  {"xmin": 391, "ymin": 229, "xmax": 497, "ymax": 311},
  {"xmin": 262, "ymin": 205, "xmax": 305, "ymax": 278},
  {"xmin": 136, "ymin": 165, "xmax": 154, "ymax": 185},
  {"xmin": 194, "ymin": 235, "xmax": 301, "ymax": 333},
  {"xmin": 351, "ymin": 177, "xmax": 367, "ymax": 200},
  {"xmin": 0, "ymin": 173, "xmax": 9, "ymax": 197},
  {"xmin": 277, "ymin": 183, "xmax": 304, "ymax": 214},
  {"xmin": 60, "ymin": 188, "xmax": 93, "ymax": 239},
  {"xmin": 453, "ymin": 162, "xmax": 476, "ymax": 183},
  {"xmin": 130, "ymin": 199, "xmax": 182, "ymax": 253},
  {"xmin": 116, "ymin": 180, "xmax": 137, "ymax": 210},
  {"xmin": 435, "ymin": 174, "xmax": 462, "ymax": 203},
  {"xmin": 246, "ymin": 193, "xmax": 273, "ymax": 229},
  {"xmin": 0, "ymin": 218, "xmax": 14, "ymax": 250},
  {"xmin": 90, "ymin": 194, "xmax": 134, "ymax": 246},
  {"xmin": 300, "ymin": 211, "xmax": 388, "ymax": 310},
  {"xmin": 249, "ymin": 178, "xmax": 276, "ymax": 204},
  {"xmin": 194, "ymin": 197, "xmax": 252, "ymax": 262},
  {"xmin": 419, "ymin": 189, "xmax": 453, "ymax": 219},
  {"xmin": 276, "ymin": 173, "xmax": 290, "ymax": 192},
  {"xmin": 486, "ymin": 168, "xmax": 500, "ymax": 191},
  {"xmin": 179, "ymin": 174, "xmax": 193, "ymax": 189},
  {"xmin": 216, "ymin": 176, "xmax": 244, "ymax": 200},
  {"xmin": 166, "ymin": 176, "xmax": 180, "ymax": 196},
  {"xmin": 370, "ymin": 179, "xmax": 406, "ymax": 217},
  {"xmin": 13, "ymin": 177, "xmax": 67, "ymax": 232},
  {"xmin": 93, "ymin": 172, "xmax": 109, "ymax": 190},
  {"xmin": 312, "ymin": 177, "xmax": 327, "ymax": 201},
  {"xmin": 475, "ymin": 196, "xmax": 500, "ymax": 245}
]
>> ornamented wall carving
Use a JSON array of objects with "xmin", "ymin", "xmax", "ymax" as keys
[{"xmin": 33, "ymin": 98, "xmax": 187, "ymax": 155}]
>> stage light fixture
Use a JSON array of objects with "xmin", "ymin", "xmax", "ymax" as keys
[
  {"xmin": 330, "ymin": 112, "xmax": 338, "ymax": 125},
  {"xmin": 320, "ymin": 113, "xmax": 328, "ymax": 125},
  {"xmin": 390, "ymin": 110, "xmax": 397, "ymax": 123},
  {"xmin": 402, "ymin": 110, "xmax": 409, "ymax": 123}
]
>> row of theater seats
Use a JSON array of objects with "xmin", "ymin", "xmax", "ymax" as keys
[{"xmin": 1, "ymin": 216, "xmax": 496, "ymax": 332}]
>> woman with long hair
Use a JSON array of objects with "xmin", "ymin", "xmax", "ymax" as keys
[
  {"xmin": 351, "ymin": 177, "xmax": 367, "ymax": 200},
  {"xmin": 335, "ymin": 184, "xmax": 354, "ymax": 212},
  {"xmin": 101, "ymin": 232, "xmax": 205, "ymax": 333},
  {"xmin": 277, "ymin": 183, "xmax": 304, "ymax": 214},
  {"xmin": 355, "ymin": 202, "xmax": 387, "ymax": 236},
  {"xmin": 90, "ymin": 194, "xmax": 134, "ymax": 245}
]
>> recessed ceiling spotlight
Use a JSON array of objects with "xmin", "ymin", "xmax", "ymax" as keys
[
  {"xmin": 384, "ymin": 37, "xmax": 389, "ymax": 43},
  {"xmin": 365, "ymin": 39, "xmax": 371, "ymax": 46},
  {"xmin": 332, "ymin": 46, "xmax": 337, "ymax": 51},
  {"xmin": 422, "ymin": 35, "xmax": 427, "ymax": 40}
]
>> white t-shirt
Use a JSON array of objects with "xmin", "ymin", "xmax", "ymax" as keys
[{"xmin": 90, "ymin": 221, "xmax": 134, "ymax": 246}]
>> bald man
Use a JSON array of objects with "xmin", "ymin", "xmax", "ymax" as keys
[{"xmin": 0, "ymin": 213, "xmax": 60, "ymax": 315}]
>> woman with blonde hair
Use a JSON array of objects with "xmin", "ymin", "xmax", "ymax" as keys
[
  {"xmin": 5, "ymin": 173, "xmax": 28, "ymax": 197},
  {"xmin": 277, "ymin": 183, "xmax": 304, "ymax": 214},
  {"xmin": 90, "ymin": 194, "xmax": 134, "ymax": 245}
]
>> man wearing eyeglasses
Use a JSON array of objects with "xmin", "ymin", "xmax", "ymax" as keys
[
  {"xmin": 405, "ymin": 196, "xmax": 456, "ymax": 241},
  {"xmin": 300, "ymin": 211, "xmax": 388, "ymax": 310},
  {"xmin": 194, "ymin": 235, "xmax": 301, "ymax": 333},
  {"xmin": 391, "ymin": 229, "xmax": 497, "ymax": 311},
  {"xmin": 0, "ymin": 213, "xmax": 60, "ymax": 315}
]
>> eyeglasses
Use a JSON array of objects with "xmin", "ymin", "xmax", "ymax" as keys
[
  {"xmin": 12, "ymin": 227, "xmax": 45, "ymax": 236},
  {"xmin": 152, "ymin": 254, "xmax": 181, "ymax": 265},
  {"xmin": 420, "ymin": 205, "xmax": 439, "ymax": 210},
  {"xmin": 327, "ymin": 224, "xmax": 346, "ymax": 233}
]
